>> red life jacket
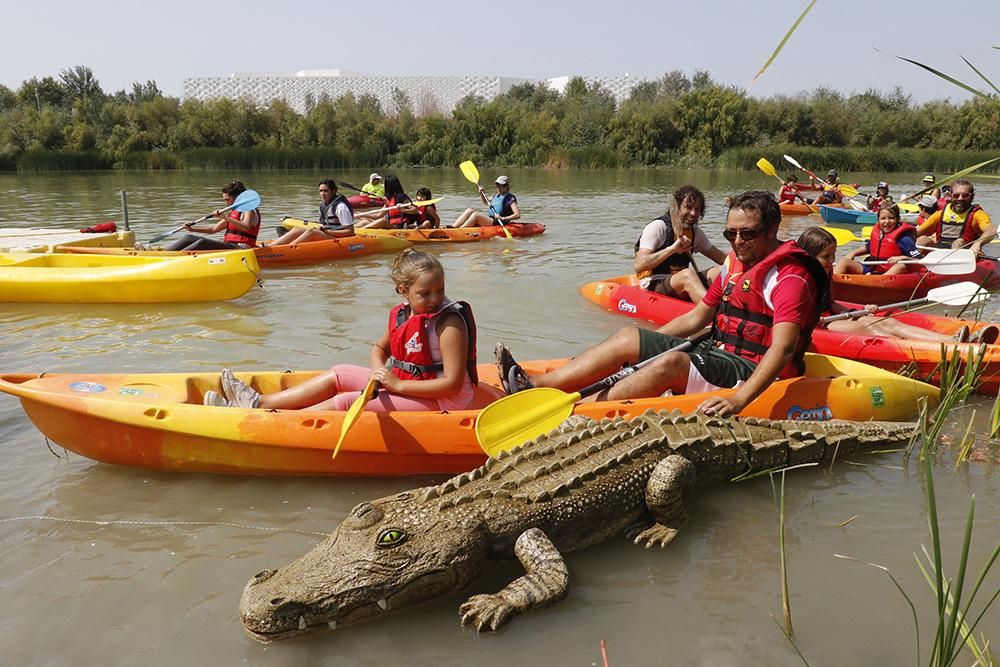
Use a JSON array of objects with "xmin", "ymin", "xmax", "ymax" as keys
[
  {"xmin": 712, "ymin": 241, "xmax": 829, "ymax": 379},
  {"xmin": 386, "ymin": 195, "xmax": 413, "ymax": 228},
  {"xmin": 868, "ymin": 196, "xmax": 887, "ymax": 212},
  {"xmin": 223, "ymin": 209, "xmax": 260, "ymax": 246},
  {"xmin": 867, "ymin": 222, "xmax": 915, "ymax": 274},
  {"xmin": 387, "ymin": 301, "xmax": 478, "ymax": 385},
  {"xmin": 778, "ymin": 185, "xmax": 797, "ymax": 204},
  {"xmin": 934, "ymin": 204, "xmax": 983, "ymax": 244}
]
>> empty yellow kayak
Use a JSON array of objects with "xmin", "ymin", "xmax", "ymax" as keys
[{"xmin": 0, "ymin": 249, "xmax": 261, "ymax": 303}]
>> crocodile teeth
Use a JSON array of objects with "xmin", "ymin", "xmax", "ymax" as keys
[
  {"xmin": 377, "ymin": 598, "xmax": 388, "ymax": 611},
  {"xmin": 298, "ymin": 616, "xmax": 307, "ymax": 630},
  {"xmin": 328, "ymin": 620, "xmax": 337, "ymax": 630}
]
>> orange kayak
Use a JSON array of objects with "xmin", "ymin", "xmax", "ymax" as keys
[
  {"xmin": 0, "ymin": 356, "xmax": 935, "ymax": 476},
  {"xmin": 831, "ymin": 259, "xmax": 1000, "ymax": 304},
  {"xmin": 780, "ymin": 202, "xmax": 845, "ymax": 216},
  {"xmin": 57, "ymin": 234, "xmax": 410, "ymax": 266},
  {"xmin": 284, "ymin": 217, "xmax": 546, "ymax": 243},
  {"xmin": 581, "ymin": 275, "xmax": 1000, "ymax": 395}
]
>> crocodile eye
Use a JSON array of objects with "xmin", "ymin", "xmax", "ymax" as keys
[{"xmin": 376, "ymin": 528, "xmax": 407, "ymax": 548}]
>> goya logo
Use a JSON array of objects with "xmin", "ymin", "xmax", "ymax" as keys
[
  {"xmin": 617, "ymin": 299, "xmax": 638, "ymax": 314},
  {"xmin": 786, "ymin": 404, "xmax": 833, "ymax": 421},
  {"xmin": 69, "ymin": 381, "xmax": 106, "ymax": 393},
  {"xmin": 347, "ymin": 244, "xmax": 366, "ymax": 252}
]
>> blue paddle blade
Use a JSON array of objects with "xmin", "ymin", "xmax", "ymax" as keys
[{"xmin": 233, "ymin": 189, "xmax": 261, "ymax": 212}]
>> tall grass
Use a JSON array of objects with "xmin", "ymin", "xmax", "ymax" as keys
[
  {"xmin": 16, "ymin": 150, "xmax": 111, "ymax": 171},
  {"xmin": 720, "ymin": 145, "xmax": 1000, "ymax": 174}
]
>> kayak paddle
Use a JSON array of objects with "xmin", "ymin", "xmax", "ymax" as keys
[
  {"xmin": 783, "ymin": 155, "xmax": 860, "ymax": 198},
  {"xmin": 148, "ymin": 189, "xmax": 261, "ymax": 245},
  {"xmin": 459, "ymin": 160, "xmax": 513, "ymax": 239},
  {"xmin": 331, "ymin": 378, "xmax": 378, "ymax": 459},
  {"xmin": 857, "ymin": 248, "xmax": 977, "ymax": 275},
  {"xmin": 820, "ymin": 281, "xmax": 989, "ymax": 323},
  {"xmin": 821, "ymin": 226, "xmax": 866, "ymax": 245},
  {"xmin": 756, "ymin": 157, "xmax": 813, "ymax": 207},
  {"xmin": 476, "ymin": 332, "xmax": 713, "ymax": 456}
]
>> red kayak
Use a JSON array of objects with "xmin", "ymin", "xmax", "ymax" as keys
[
  {"xmin": 832, "ymin": 260, "xmax": 1000, "ymax": 305},
  {"xmin": 792, "ymin": 182, "xmax": 860, "ymax": 192},
  {"xmin": 580, "ymin": 275, "xmax": 1000, "ymax": 396},
  {"xmin": 347, "ymin": 194, "xmax": 386, "ymax": 210}
]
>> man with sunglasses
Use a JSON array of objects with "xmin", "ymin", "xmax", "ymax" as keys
[
  {"xmin": 915, "ymin": 179, "xmax": 994, "ymax": 254},
  {"xmin": 496, "ymin": 191, "xmax": 828, "ymax": 418}
]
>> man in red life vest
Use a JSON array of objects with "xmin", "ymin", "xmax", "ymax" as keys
[{"xmin": 496, "ymin": 190, "xmax": 829, "ymax": 418}]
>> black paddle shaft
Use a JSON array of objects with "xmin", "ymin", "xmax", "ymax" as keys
[{"xmin": 576, "ymin": 331, "xmax": 713, "ymax": 399}]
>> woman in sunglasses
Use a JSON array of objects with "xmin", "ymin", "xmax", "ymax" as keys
[
  {"xmin": 634, "ymin": 185, "xmax": 726, "ymax": 302},
  {"xmin": 497, "ymin": 191, "xmax": 828, "ymax": 419}
]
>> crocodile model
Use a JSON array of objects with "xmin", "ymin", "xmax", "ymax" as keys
[{"xmin": 239, "ymin": 410, "xmax": 915, "ymax": 641}]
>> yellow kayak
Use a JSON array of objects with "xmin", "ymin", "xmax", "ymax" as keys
[{"xmin": 0, "ymin": 249, "xmax": 260, "ymax": 303}]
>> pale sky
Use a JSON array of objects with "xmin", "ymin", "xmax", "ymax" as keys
[{"xmin": 2, "ymin": 0, "xmax": 997, "ymax": 103}]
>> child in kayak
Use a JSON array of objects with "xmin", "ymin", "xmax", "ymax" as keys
[
  {"xmin": 204, "ymin": 248, "xmax": 480, "ymax": 412},
  {"xmin": 834, "ymin": 203, "xmax": 919, "ymax": 276},
  {"xmin": 797, "ymin": 227, "xmax": 996, "ymax": 343}
]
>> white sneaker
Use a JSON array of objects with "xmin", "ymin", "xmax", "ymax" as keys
[{"xmin": 203, "ymin": 390, "xmax": 230, "ymax": 407}]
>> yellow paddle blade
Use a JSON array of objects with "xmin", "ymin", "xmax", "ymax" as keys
[
  {"xmin": 820, "ymin": 226, "xmax": 863, "ymax": 246},
  {"xmin": 332, "ymin": 378, "xmax": 377, "ymax": 459},
  {"xmin": 898, "ymin": 201, "xmax": 918, "ymax": 213},
  {"xmin": 839, "ymin": 184, "xmax": 860, "ymax": 197},
  {"xmin": 475, "ymin": 387, "xmax": 581, "ymax": 457},
  {"xmin": 756, "ymin": 157, "xmax": 779, "ymax": 179},
  {"xmin": 459, "ymin": 160, "xmax": 480, "ymax": 185},
  {"xmin": 862, "ymin": 226, "xmax": 874, "ymax": 238}
]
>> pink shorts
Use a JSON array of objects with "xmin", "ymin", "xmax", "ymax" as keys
[{"xmin": 330, "ymin": 364, "xmax": 475, "ymax": 412}]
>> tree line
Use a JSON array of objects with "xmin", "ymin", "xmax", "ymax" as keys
[{"xmin": 1, "ymin": 66, "xmax": 998, "ymax": 172}]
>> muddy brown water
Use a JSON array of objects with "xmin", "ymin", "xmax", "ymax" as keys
[{"xmin": 0, "ymin": 169, "xmax": 998, "ymax": 665}]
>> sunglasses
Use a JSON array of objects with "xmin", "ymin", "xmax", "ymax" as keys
[{"xmin": 722, "ymin": 226, "xmax": 765, "ymax": 242}]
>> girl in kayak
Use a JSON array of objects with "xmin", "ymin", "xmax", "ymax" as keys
[
  {"xmin": 833, "ymin": 204, "xmax": 918, "ymax": 276},
  {"xmin": 204, "ymin": 248, "xmax": 481, "ymax": 411},
  {"xmin": 798, "ymin": 227, "xmax": 995, "ymax": 343},
  {"xmin": 167, "ymin": 180, "xmax": 261, "ymax": 250},
  {"xmin": 451, "ymin": 175, "xmax": 520, "ymax": 228}
]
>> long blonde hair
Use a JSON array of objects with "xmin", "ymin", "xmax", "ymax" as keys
[{"xmin": 390, "ymin": 248, "xmax": 443, "ymax": 294}]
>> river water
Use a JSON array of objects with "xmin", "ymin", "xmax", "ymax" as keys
[{"xmin": 0, "ymin": 169, "xmax": 998, "ymax": 665}]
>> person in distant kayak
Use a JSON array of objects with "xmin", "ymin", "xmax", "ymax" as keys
[
  {"xmin": 834, "ymin": 204, "xmax": 919, "ymax": 276},
  {"xmin": 496, "ymin": 191, "xmax": 828, "ymax": 417},
  {"xmin": 634, "ymin": 185, "xmax": 726, "ymax": 302},
  {"xmin": 361, "ymin": 173, "xmax": 385, "ymax": 198},
  {"xmin": 915, "ymin": 194, "xmax": 938, "ymax": 227},
  {"xmin": 937, "ymin": 183, "xmax": 952, "ymax": 211},
  {"xmin": 267, "ymin": 179, "xmax": 355, "ymax": 246},
  {"xmin": 205, "ymin": 248, "xmax": 481, "ymax": 412},
  {"xmin": 813, "ymin": 170, "xmax": 843, "ymax": 205},
  {"xmin": 866, "ymin": 182, "xmax": 892, "ymax": 212},
  {"xmin": 410, "ymin": 188, "xmax": 441, "ymax": 229},
  {"xmin": 356, "ymin": 176, "xmax": 419, "ymax": 229},
  {"xmin": 166, "ymin": 180, "xmax": 261, "ymax": 251},
  {"xmin": 916, "ymin": 179, "xmax": 995, "ymax": 254},
  {"xmin": 798, "ymin": 226, "xmax": 995, "ymax": 344},
  {"xmin": 920, "ymin": 173, "xmax": 942, "ymax": 200},
  {"xmin": 451, "ymin": 175, "xmax": 521, "ymax": 228},
  {"xmin": 777, "ymin": 175, "xmax": 801, "ymax": 204}
]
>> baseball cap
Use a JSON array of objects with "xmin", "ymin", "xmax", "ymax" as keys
[
  {"xmin": 369, "ymin": 173, "xmax": 382, "ymax": 182},
  {"xmin": 495, "ymin": 175, "xmax": 510, "ymax": 185},
  {"xmin": 877, "ymin": 181, "xmax": 888, "ymax": 189},
  {"xmin": 919, "ymin": 195, "xmax": 938, "ymax": 208},
  {"xmin": 827, "ymin": 169, "xmax": 838, "ymax": 177},
  {"xmin": 923, "ymin": 173, "xmax": 935, "ymax": 183}
]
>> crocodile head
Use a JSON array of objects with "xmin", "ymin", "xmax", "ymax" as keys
[{"xmin": 239, "ymin": 491, "xmax": 488, "ymax": 642}]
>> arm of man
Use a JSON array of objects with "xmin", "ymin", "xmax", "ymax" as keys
[
  {"xmin": 916, "ymin": 211, "xmax": 940, "ymax": 238},
  {"xmin": 697, "ymin": 321, "xmax": 800, "ymax": 417},
  {"xmin": 969, "ymin": 211, "xmax": 995, "ymax": 254},
  {"xmin": 654, "ymin": 300, "xmax": 716, "ymax": 338},
  {"xmin": 634, "ymin": 221, "xmax": 689, "ymax": 274}
]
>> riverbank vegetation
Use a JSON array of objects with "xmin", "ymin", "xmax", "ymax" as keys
[{"xmin": 1, "ymin": 66, "xmax": 998, "ymax": 172}]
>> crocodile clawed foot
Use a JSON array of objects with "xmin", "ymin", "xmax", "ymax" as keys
[
  {"xmin": 459, "ymin": 593, "xmax": 514, "ymax": 632},
  {"xmin": 632, "ymin": 524, "xmax": 679, "ymax": 549}
]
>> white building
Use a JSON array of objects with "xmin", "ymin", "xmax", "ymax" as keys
[{"xmin": 182, "ymin": 70, "xmax": 649, "ymax": 115}]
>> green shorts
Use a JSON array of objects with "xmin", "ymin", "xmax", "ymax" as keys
[{"xmin": 637, "ymin": 329, "xmax": 756, "ymax": 390}]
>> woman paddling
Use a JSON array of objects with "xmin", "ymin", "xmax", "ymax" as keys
[{"xmin": 166, "ymin": 181, "xmax": 261, "ymax": 251}]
